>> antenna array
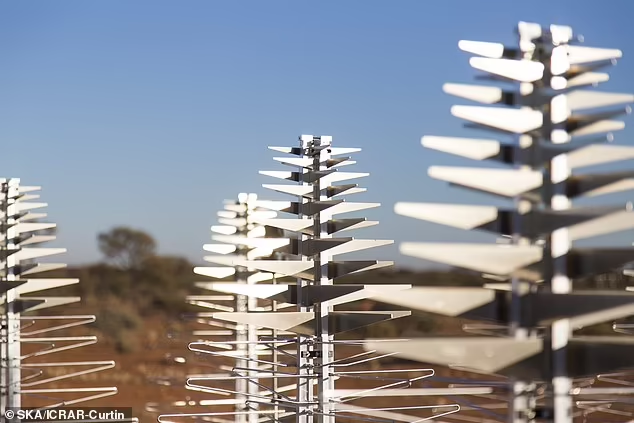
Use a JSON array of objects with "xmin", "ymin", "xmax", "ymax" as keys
[
  {"xmin": 159, "ymin": 135, "xmax": 469, "ymax": 423},
  {"xmin": 0, "ymin": 178, "xmax": 136, "ymax": 422},
  {"xmin": 365, "ymin": 21, "xmax": 634, "ymax": 423}
]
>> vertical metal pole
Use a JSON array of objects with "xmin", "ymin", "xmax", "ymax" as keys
[
  {"xmin": 312, "ymin": 137, "xmax": 334, "ymax": 423},
  {"xmin": 235, "ymin": 194, "xmax": 249, "ymax": 423},
  {"xmin": 245, "ymin": 194, "xmax": 260, "ymax": 423},
  {"xmin": 296, "ymin": 135, "xmax": 312, "ymax": 423},
  {"xmin": 510, "ymin": 168, "xmax": 533, "ymax": 423},
  {"xmin": 7, "ymin": 179, "xmax": 21, "ymax": 412},
  {"xmin": 235, "ymin": 279, "xmax": 248, "ymax": 418},
  {"xmin": 539, "ymin": 25, "xmax": 573, "ymax": 423},
  {"xmin": 271, "ymin": 268, "xmax": 280, "ymax": 421},
  {"xmin": 509, "ymin": 23, "xmax": 544, "ymax": 423},
  {"xmin": 548, "ymin": 88, "xmax": 573, "ymax": 423},
  {"xmin": 1, "ymin": 180, "xmax": 8, "ymax": 413},
  {"xmin": 510, "ymin": 22, "xmax": 574, "ymax": 423},
  {"xmin": 1, "ymin": 179, "xmax": 21, "ymax": 415},
  {"xmin": 548, "ymin": 158, "xmax": 572, "ymax": 423}
]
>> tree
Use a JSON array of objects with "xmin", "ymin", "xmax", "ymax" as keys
[{"xmin": 97, "ymin": 226, "xmax": 157, "ymax": 270}]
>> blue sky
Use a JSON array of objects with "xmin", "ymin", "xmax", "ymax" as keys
[{"xmin": 1, "ymin": 0, "xmax": 633, "ymax": 268}]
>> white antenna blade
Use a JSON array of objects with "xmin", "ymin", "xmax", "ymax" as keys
[
  {"xmin": 211, "ymin": 225, "xmax": 237, "ymax": 235},
  {"xmin": 372, "ymin": 287, "xmax": 496, "ymax": 316},
  {"xmin": 17, "ymin": 235, "xmax": 56, "ymax": 246},
  {"xmin": 571, "ymin": 120, "xmax": 625, "ymax": 138},
  {"xmin": 364, "ymin": 338, "xmax": 543, "ymax": 374},
  {"xmin": 268, "ymin": 146, "xmax": 296, "ymax": 154},
  {"xmin": 567, "ymin": 91, "xmax": 634, "ymax": 111},
  {"xmin": 209, "ymin": 284, "xmax": 290, "ymax": 298},
  {"xmin": 569, "ymin": 209, "xmax": 634, "ymax": 241},
  {"xmin": 458, "ymin": 40, "xmax": 505, "ymax": 58},
  {"xmin": 583, "ymin": 179, "xmax": 634, "ymax": 198},
  {"xmin": 443, "ymin": 83, "xmax": 504, "ymax": 104},
  {"xmin": 422, "ymin": 136, "xmax": 501, "ymax": 160},
  {"xmin": 19, "ymin": 195, "xmax": 40, "ymax": 202},
  {"xmin": 247, "ymin": 247, "xmax": 274, "ymax": 259},
  {"xmin": 193, "ymin": 267, "xmax": 236, "ymax": 279},
  {"xmin": 429, "ymin": 166, "xmax": 543, "ymax": 197},
  {"xmin": 394, "ymin": 202, "xmax": 498, "ymax": 229},
  {"xmin": 331, "ymin": 187, "xmax": 366, "ymax": 197},
  {"xmin": 451, "ymin": 105, "xmax": 543, "ymax": 133},
  {"xmin": 19, "ymin": 263, "xmax": 66, "ymax": 276},
  {"xmin": 328, "ymin": 202, "xmax": 380, "ymax": 216},
  {"xmin": 326, "ymin": 239, "xmax": 394, "ymax": 256},
  {"xmin": 14, "ymin": 248, "xmax": 66, "ymax": 261},
  {"xmin": 212, "ymin": 312, "xmax": 312, "ymax": 331},
  {"xmin": 15, "ymin": 202, "xmax": 47, "ymax": 212},
  {"xmin": 231, "ymin": 260, "xmax": 313, "ymax": 277},
  {"xmin": 23, "ymin": 296, "xmax": 81, "ymax": 312},
  {"xmin": 18, "ymin": 185, "xmax": 41, "ymax": 193},
  {"xmin": 203, "ymin": 255, "xmax": 238, "ymax": 266},
  {"xmin": 224, "ymin": 204, "xmax": 247, "ymax": 213},
  {"xmin": 568, "ymin": 45, "xmax": 622, "ymax": 65},
  {"xmin": 568, "ymin": 145, "xmax": 634, "ymax": 169},
  {"xmin": 251, "ymin": 210, "xmax": 278, "ymax": 219},
  {"xmin": 330, "ymin": 160, "xmax": 356, "ymax": 169},
  {"xmin": 259, "ymin": 171, "xmax": 296, "ymax": 181},
  {"xmin": 319, "ymin": 172, "xmax": 369, "ymax": 186},
  {"xmin": 254, "ymin": 200, "xmax": 292, "ymax": 211},
  {"xmin": 211, "ymin": 235, "xmax": 290, "ymax": 250},
  {"xmin": 329, "ymin": 285, "xmax": 412, "ymax": 307},
  {"xmin": 247, "ymin": 272, "xmax": 277, "ymax": 284},
  {"xmin": 263, "ymin": 184, "xmax": 312, "ymax": 197},
  {"xmin": 332, "ymin": 220, "xmax": 378, "ymax": 234},
  {"xmin": 251, "ymin": 218, "xmax": 313, "ymax": 232},
  {"xmin": 329, "ymin": 147, "xmax": 362, "ymax": 156},
  {"xmin": 218, "ymin": 217, "xmax": 246, "ymax": 227},
  {"xmin": 400, "ymin": 242, "xmax": 542, "ymax": 275},
  {"xmin": 272, "ymin": 157, "xmax": 313, "ymax": 167},
  {"xmin": 14, "ymin": 222, "xmax": 56, "ymax": 234},
  {"xmin": 217, "ymin": 210, "xmax": 237, "ymax": 219},
  {"xmin": 18, "ymin": 213, "xmax": 47, "ymax": 222},
  {"xmin": 17, "ymin": 278, "xmax": 79, "ymax": 295},
  {"xmin": 470, "ymin": 57, "xmax": 544, "ymax": 82},
  {"xmin": 483, "ymin": 282, "xmax": 532, "ymax": 293},
  {"xmin": 567, "ymin": 72, "xmax": 610, "ymax": 88},
  {"xmin": 203, "ymin": 244, "xmax": 237, "ymax": 255}
]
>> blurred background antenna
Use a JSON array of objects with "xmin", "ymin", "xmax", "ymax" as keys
[{"xmin": 145, "ymin": 193, "xmax": 289, "ymax": 422}]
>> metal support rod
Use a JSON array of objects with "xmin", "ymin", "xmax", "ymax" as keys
[
  {"xmin": 271, "ymin": 270, "xmax": 280, "ymax": 422},
  {"xmin": 512, "ymin": 24, "xmax": 574, "ymax": 423},
  {"xmin": 312, "ymin": 137, "xmax": 335, "ymax": 423},
  {"xmin": 235, "ymin": 259, "xmax": 249, "ymax": 423},
  {"xmin": 223, "ymin": 193, "xmax": 272, "ymax": 422},
  {"xmin": 1, "ymin": 179, "xmax": 21, "ymax": 414},
  {"xmin": 248, "ymin": 196, "xmax": 262, "ymax": 423},
  {"xmin": 296, "ymin": 135, "xmax": 313, "ymax": 423},
  {"xmin": 1, "ymin": 180, "xmax": 9, "ymax": 413},
  {"xmin": 536, "ymin": 27, "xmax": 573, "ymax": 423},
  {"xmin": 508, "ymin": 25, "xmax": 548, "ymax": 423}
]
